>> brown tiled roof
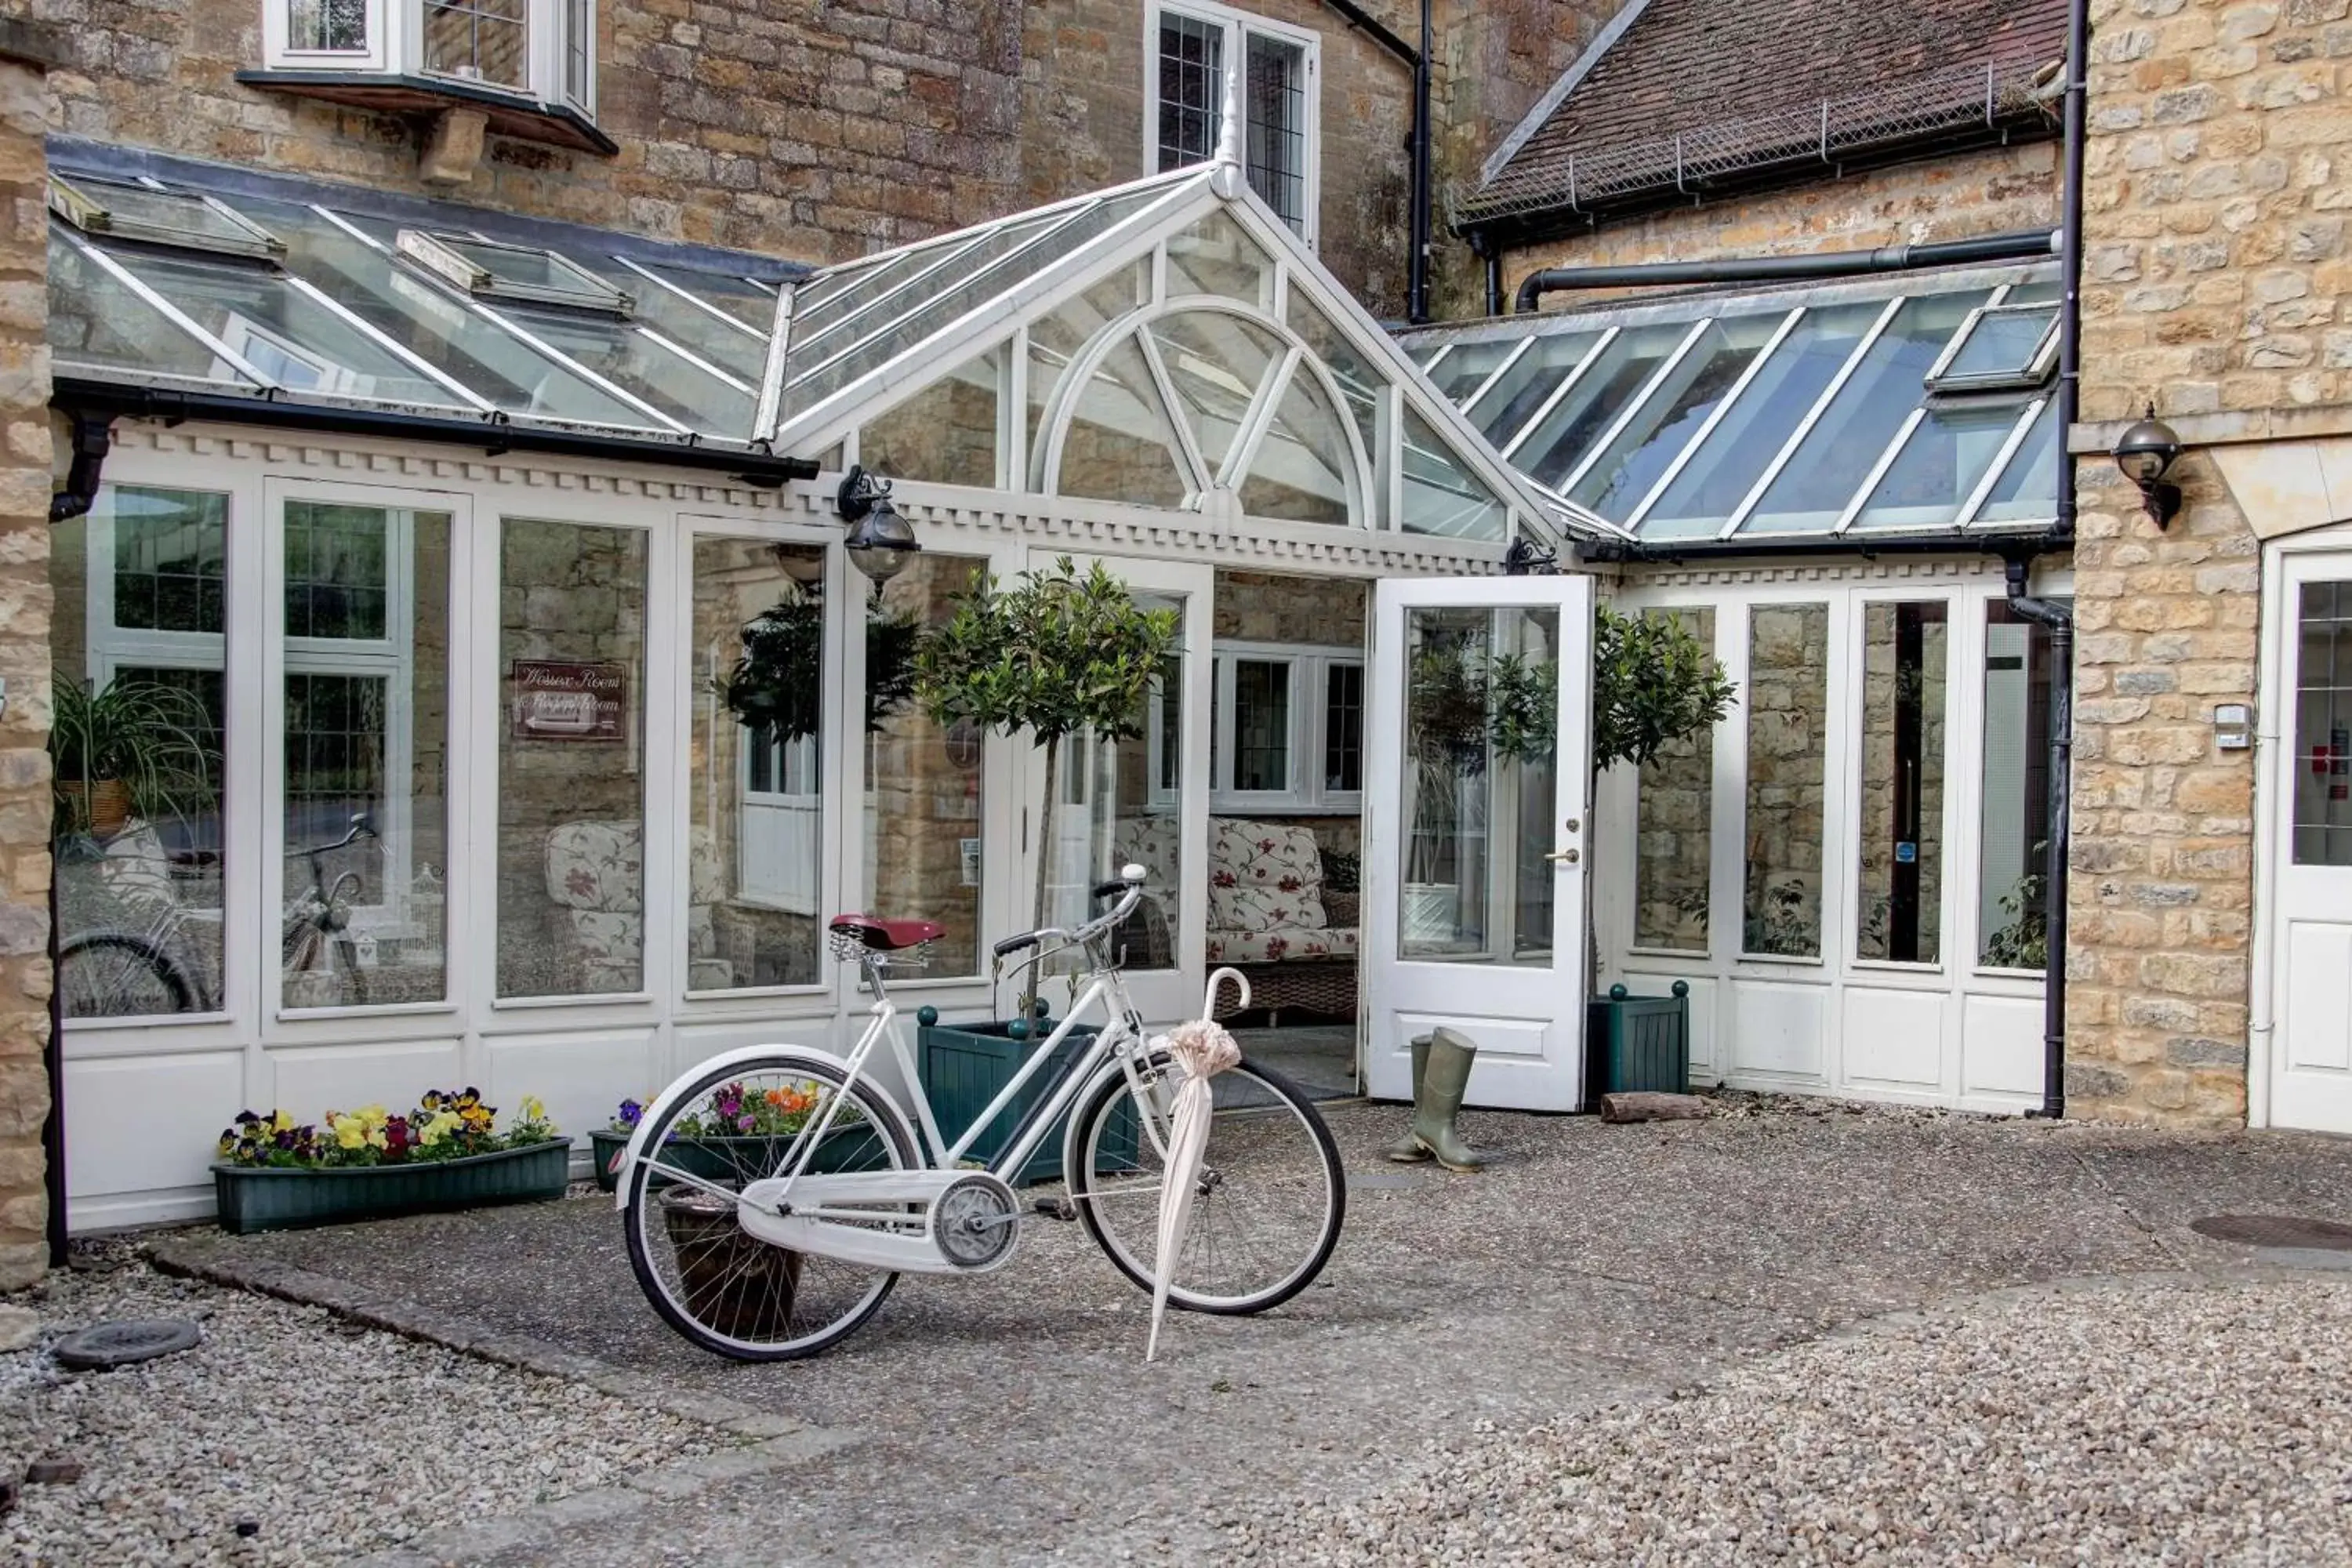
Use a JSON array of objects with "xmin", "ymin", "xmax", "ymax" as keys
[{"xmin": 1471, "ymin": 0, "xmax": 2067, "ymax": 223}]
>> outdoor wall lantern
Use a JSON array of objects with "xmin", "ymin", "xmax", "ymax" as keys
[
  {"xmin": 2112, "ymin": 405, "xmax": 2183, "ymax": 528},
  {"xmin": 837, "ymin": 464, "xmax": 920, "ymax": 584}
]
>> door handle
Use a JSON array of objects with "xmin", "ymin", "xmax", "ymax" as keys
[{"xmin": 1546, "ymin": 848, "xmax": 1581, "ymax": 864}]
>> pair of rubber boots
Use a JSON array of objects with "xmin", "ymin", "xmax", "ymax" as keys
[{"xmin": 1385, "ymin": 1027, "xmax": 1484, "ymax": 1173}]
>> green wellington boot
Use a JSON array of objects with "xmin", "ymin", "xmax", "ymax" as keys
[
  {"xmin": 1384, "ymin": 1034, "xmax": 1434, "ymax": 1162},
  {"xmin": 1411, "ymin": 1027, "xmax": 1485, "ymax": 1173}
]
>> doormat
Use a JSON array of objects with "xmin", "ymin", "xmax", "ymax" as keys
[{"xmin": 2188, "ymin": 1214, "xmax": 2352, "ymax": 1251}]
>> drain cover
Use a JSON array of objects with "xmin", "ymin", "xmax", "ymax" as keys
[
  {"xmin": 52, "ymin": 1319, "xmax": 201, "ymax": 1371},
  {"xmin": 2189, "ymin": 1214, "xmax": 2352, "ymax": 1251}
]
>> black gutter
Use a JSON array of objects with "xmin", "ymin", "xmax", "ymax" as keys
[
  {"xmin": 1581, "ymin": 528, "xmax": 2067, "ymax": 566},
  {"xmin": 51, "ymin": 379, "xmax": 820, "ymax": 487},
  {"xmin": 2002, "ymin": 552, "xmax": 2073, "ymax": 1122},
  {"xmin": 1515, "ymin": 227, "xmax": 2060, "ymax": 313}
]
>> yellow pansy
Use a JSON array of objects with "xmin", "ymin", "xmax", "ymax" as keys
[
  {"xmin": 270, "ymin": 1110, "xmax": 296, "ymax": 1134},
  {"xmin": 520, "ymin": 1096, "xmax": 546, "ymax": 1123},
  {"xmin": 334, "ymin": 1120, "xmax": 367, "ymax": 1151}
]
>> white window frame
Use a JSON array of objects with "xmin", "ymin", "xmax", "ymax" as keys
[
  {"xmin": 1202, "ymin": 639, "xmax": 1362, "ymax": 814},
  {"xmin": 261, "ymin": 0, "xmax": 597, "ymax": 119},
  {"xmin": 1142, "ymin": 0, "xmax": 1322, "ymax": 247}
]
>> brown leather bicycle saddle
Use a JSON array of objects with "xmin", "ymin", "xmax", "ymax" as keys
[{"xmin": 828, "ymin": 914, "xmax": 945, "ymax": 951}]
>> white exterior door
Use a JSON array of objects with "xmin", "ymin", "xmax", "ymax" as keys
[
  {"xmin": 2268, "ymin": 550, "xmax": 2352, "ymax": 1132},
  {"xmin": 1363, "ymin": 575, "xmax": 1594, "ymax": 1111}
]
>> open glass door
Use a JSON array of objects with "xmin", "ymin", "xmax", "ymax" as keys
[{"xmin": 1364, "ymin": 575, "xmax": 1593, "ymax": 1111}]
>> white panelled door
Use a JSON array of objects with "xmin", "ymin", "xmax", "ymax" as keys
[
  {"xmin": 1363, "ymin": 574, "xmax": 1594, "ymax": 1111},
  {"xmin": 2270, "ymin": 554, "xmax": 2352, "ymax": 1133}
]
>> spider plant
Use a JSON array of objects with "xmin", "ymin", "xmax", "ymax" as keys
[{"xmin": 49, "ymin": 673, "xmax": 217, "ymax": 837}]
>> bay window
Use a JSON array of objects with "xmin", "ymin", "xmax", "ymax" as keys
[
  {"xmin": 1149, "ymin": 1, "xmax": 1319, "ymax": 241},
  {"xmin": 260, "ymin": 0, "xmax": 597, "ymax": 119}
]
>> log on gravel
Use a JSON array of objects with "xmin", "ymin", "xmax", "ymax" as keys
[{"xmin": 1599, "ymin": 1091, "xmax": 1709, "ymax": 1124}]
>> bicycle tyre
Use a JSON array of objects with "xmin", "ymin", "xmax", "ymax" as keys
[
  {"xmin": 1065, "ymin": 1051, "xmax": 1345, "ymax": 1316},
  {"xmin": 56, "ymin": 932, "xmax": 198, "ymax": 1018},
  {"xmin": 622, "ymin": 1054, "xmax": 917, "ymax": 1362}
]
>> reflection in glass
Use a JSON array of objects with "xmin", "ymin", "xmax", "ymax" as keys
[
  {"xmin": 858, "ymin": 346, "xmax": 1004, "ymax": 489},
  {"xmin": 424, "ymin": 0, "xmax": 529, "ymax": 88},
  {"xmin": 1743, "ymin": 603, "xmax": 1828, "ymax": 957},
  {"xmin": 1468, "ymin": 330, "xmax": 1601, "ymax": 448},
  {"xmin": 51, "ymin": 488, "xmax": 232, "ymax": 1018},
  {"xmin": 1975, "ymin": 400, "xmax": 2063, "ymax": 524},
  {"xmin": 1165, "ymin": 208, "xmax": 1274, "ymax": 305},
  {"xmin": 2292, "ymin": 583, "xmax": 2352, "ymax": 866},
  {"xmin": 290, "ymin": 0, "xmax": 368, "ymax": 50},
  {"xmin": 1401, "ymin": 408, "xmax": 1508, "ymax": 540},
  {"xmin": 1980, "ymin": 601, "xmax": 2054, "ymax": 965},
  {"xmin": 1425, "ymin": 340, "xmax": 1518, "ymax": 406},
  {"xmin": 1570, "ymin": 314, "xmax": 1782, "ymax": 520},
  {"xmin": 1399, "ymin": 606, "xmax": 1559, "ymax": 964},
  {"xmin": 1152, "ymin": 311, "xmax": 1283, "ymax": 478},
  {"xmin": 1851, "ymin": 403, "xmax": 2029, "ymax": 532},
  {"xmin": 1856, "ymin": 602, "xmax": 1947, "ymax": 964},
  {"xmin": 1284, "ymin": 292, "xmax": 1389, "ymax": 508},
  {"xmin": 1051, "ymin": 336, "xmax": 1192, "ymax": 507},
  {"xmin": 1069, "ymin": 593, "xmax": 1185, "ymax": 971},
  {"xmin": 502, "ymin": 308, "xmax": 750, "ymax": 431},
  {"xmin": 1240, "ymin": 365, "xmax": 1354, "ymax": 525},
  {"xmin": 867, "ymin": 555, "xmax": 986, "ymax": 975},
  {"xmin": 499, "ymin": 520, "xmax": 648, "ymax": 997},
  {"xmin": 280, "ymin": 503, "xmax": 451, "ymax": 1007},
  {"xmin": 1025, "ymin": 263, "xmax": 1150, "ymax": 488},
  {"xmin": 47, "ymin": 234, "xmax": 253, "ymax": 389},
  {"xmin": 1232, "ymin": 659, "xmax": 1290, "ymax": 790},
  {"xmin": 1635, "ymin": 608, "xmax": 1715, "ymax": 952},
  {"xmin": 1509, "ymin": 322, "xmax": 1690, "ymax": 488}
]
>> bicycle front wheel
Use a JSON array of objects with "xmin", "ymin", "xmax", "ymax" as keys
[
  {"xmin": 623, "ymin": 1055, "xmax": 916, "ymax": 1361},
  {"xmin": 1067, "ymin": 1052, "xmax": 1345, "ymax": 1316}
]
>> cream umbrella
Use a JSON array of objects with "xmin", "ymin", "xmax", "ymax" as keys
[{"xmin": 1145, "ymin": 967, "xmax": 1248, "ymax": 1363}]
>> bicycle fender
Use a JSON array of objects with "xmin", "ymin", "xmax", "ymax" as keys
[{"xmin": 611, "ymin": 1041, "xmax": 901, "ymax": 1210}]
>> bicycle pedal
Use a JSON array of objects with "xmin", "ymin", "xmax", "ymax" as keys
[{"xmin": 1032, "ymin": 1197, "xmax": 1076, "ymax": 1222}]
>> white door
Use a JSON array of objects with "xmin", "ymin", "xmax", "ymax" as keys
[
  {"xmin": 1364, "ymin": 575, "xmax": 1593, "ymax": 1111},
  {"xmin": 2270, "ymin": 553, "xmax": 2352, "ymax": 1132}
]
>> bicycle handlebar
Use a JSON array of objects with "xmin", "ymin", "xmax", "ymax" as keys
[
  {"xmin": 285, "ymin": 811, "xmax": 378, "ymax": 861},
  {"xmin": 990, "ymin": 866, "xmax": 1148, "ymax": 964}
]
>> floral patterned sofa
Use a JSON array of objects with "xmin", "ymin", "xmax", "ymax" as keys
[{"xmin": 545, "ymin": 820, "xmax": 735, "ymax": 993}]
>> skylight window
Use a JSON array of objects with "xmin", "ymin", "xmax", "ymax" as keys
[
  {"xmin": 395, "ymin": 229, "xmax": 632, "ymax": 314},
  {"xmin": 1924, "ymin": 303, "xmax": 2060, "ymax": 394},
  {"xmin": 49, "ymin": 175, "xmax": 286, "ymax": 261}
]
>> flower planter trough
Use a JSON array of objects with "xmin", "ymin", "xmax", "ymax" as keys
[{"xmin": 210, "ymin": 1138, "xmax": 574, "ymax": 1235}]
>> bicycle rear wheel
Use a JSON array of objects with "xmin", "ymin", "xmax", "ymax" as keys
[
  {"xmin": 623, "ymin": 1055, "xmax": 916, "ymax": 1361},
  {"xmin": 1066, "ymin": 1052, "xmax": 1345, "ymax": 1315},
  {"xmin": 57, "ymin": 933, "xmax": 196, "ymax": 1018}
]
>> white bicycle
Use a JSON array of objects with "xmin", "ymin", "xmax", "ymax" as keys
[{"xmin": 615, "ymin": 868, "xmax": 1348, "ymax": 1360}]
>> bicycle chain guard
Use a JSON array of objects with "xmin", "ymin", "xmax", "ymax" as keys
[{"xmin": 928, "ymin": 1172, "xmax": 1022, "ymax": 1272}]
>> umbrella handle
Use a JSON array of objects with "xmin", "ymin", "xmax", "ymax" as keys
[{"xmin": 1203, "ymin": 966, "xmax": 1250, "ymax": 1019}]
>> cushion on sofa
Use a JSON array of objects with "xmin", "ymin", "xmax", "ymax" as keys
[
  {"xmin": 1207, "ymin": 924, "xmax": 1359, "ymax": 964},
  {"xmin": 1208, "ymin": 817, "xmax": 1327, "ymax": 932}
]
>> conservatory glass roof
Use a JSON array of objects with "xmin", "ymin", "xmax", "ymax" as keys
[{"xmin": 1396, "ymin": 264, "xmax": 2065, "ymax": 544}]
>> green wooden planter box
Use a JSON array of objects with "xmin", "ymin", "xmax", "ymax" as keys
[
  {"xmin": 590, "ymin": 1124, "xmax": 892, "ymax": 1194},
  {"xmin": 1586, "ymin": 982, "xmax": 1691, "ymax": 1105},
  {"xmin": 211, "ymin": 1138, "xmax": 573, "ymax": 1236},
  {"xmin": 916, "ymin": 1018, "xmax": 1134, "ymax": 1187}
]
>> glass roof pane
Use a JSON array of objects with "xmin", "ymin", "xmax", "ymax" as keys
[
  {"xmin": 793, "ymin": 185, "xmax": 1174, "ymax": 408},
  {"xmin": 789, "ymin": 247, "xmax": 938, "ymax": 340},
  {"xmin": 1025, "ymin": 261, "xmax": 1152, "ymax": 485},
  {"xmin": 46, "ymin": 234, "xmax": 258, "ymax": 388},
  {"xmin": 1639, "ymin": 303, "xmax": 1882, "ymax": 539},
  {"xmin": 788, "ymin": 216, "xmax": 1058, "ymax": 374},
  {"xmin": 1401, "ymin": 407, "xmax": 1508, "ymax": 540},
  {"xmin": 1425, "ymin": 340, "xmax": 1518, "ymax": 405},
  {"xmin": 592, "ymin": 264, "xmax": 764, "ymax": 381},
  {"xmin": 1469, "ymin": 331, "xmax": 1600, "ymax": 446},
  {"xmin": 1976, "ymin": 399, "xmax": 2062, "ymax": 524},
  {"xmin": 1285, "ymin": 291, "xmax": 1388, "ymax": 487},
  {"xmin": 1240, "ymin": 363, "xmax": 1352, "ymax": 525},
  {"xmin": 107, "ymin": 247, "xmax": 473, "ymax": 409},
  {"xmin": 1054, "ymin": 335, "xmax": 1192, "ymax": 508},
  {"xmin": 1508, "ymin": 322, "xmax": 1690, "ymax": 489},
  {"xmin": 1742, "ymin": 292, "xmax": 1988, "ymax": 535},
  {"xmin": 1166, "ymin": 208, "xmax": 1274, "ymax": 306},
  {"xmin": 58, "ymin": 176, "xmax": 281, "ymax": 256},
  {"xmin": 217, "ymin": 196, "xmax": 660, "ymax": 430},
  {"xmin": 505, "ymin": 309, "xmax": 749, "ymax": 430},
  {"xmin": 1939, "ymin": 305, "xmax": 2057, "ymax": 385},
  {"xmin": 1851, "ymin": 402, "xmax": 2030, "ymax": 531},
  {"xmin": 858, "ymin": 343, "xmax": 1004, "ymax": 489},
  {"xmin": 2003, "ymin": 281, "xmax": 2064, "ymax": 306},
  {"xmin": 1569, "ymin": 313, "xmax": 1784, "ymax": 520},
  {"xmin": 1148, "ymin": 312, "xmax": 1285, "ymax": 480},
  {"xmin": 629, "ymin": 262, "xmax": 774, "ymax": 327}
]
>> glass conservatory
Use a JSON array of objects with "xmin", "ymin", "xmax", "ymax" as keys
[{"xmin": 46, "ymin": 143, "xmax": 1606, "ymax": 1227}]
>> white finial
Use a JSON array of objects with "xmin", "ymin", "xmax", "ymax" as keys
[{"xmin": 1214, "ymin": 42, "xmax": 1244, "ymax": 172}]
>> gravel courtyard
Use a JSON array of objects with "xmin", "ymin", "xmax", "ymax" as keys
[{"xmin": 7, "ymin": 1098, "xmax": 2352, "ymax": 1565}]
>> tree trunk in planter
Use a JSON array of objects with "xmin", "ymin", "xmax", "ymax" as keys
[{"xmin": 661, "ymin": 1189, "xmax": 802, "ymax": 1338}]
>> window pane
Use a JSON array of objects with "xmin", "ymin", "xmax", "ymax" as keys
[
  {"xmin": 1635, "ymin": 607, "xmax": 1714, "ymax": 952},
  {"xmin": 858, "ymin": 345, "xmax": 1004, "ymax": 488},
  {"xmin": 1976, "ymin": 399, "xmax": 2063, "ymax": 524},
  {"xmin": 1856, "ymin": 602, "xmax": 1947, "ymax": 964},
  {"xmin": 423, "ymin": 0, "xmax": 529, "ymax": 89},
  {"xmin": 503, "ymin": 309, "xmax": 750, "ymax": 433},
  {"xmin": 1980, "ymin": 601, "xmax": 2054, "ymax": 963},
  {"xmin": 565, "ymin": 0, "xmax": 593, "ymax": 103},
  {"xmin": 1744, "ymin": 603, "xmax": 1828, "ymax": 957},
  {"xmin": 1745, "ymin": 292, "xmax": 1989, "ymax": 535},
  {"xmin": 1509, "ymin": 321, "xmax": 1690, "ymax": 488},
  {"xmin": 1324, "ymin": 660, "xmax": 1363, "ymax": 793},
  {"xmin": 46, "ymin": 234, "xmax": 255, "ymax": 390},
  {"xmin": 1232, "ymin": 660, "xmax": 1290, "ymax": 790},
  {"xmin": 1469, "ymin": 331, "xmax": 1601, "ymax": 448},
  {"xmin": 2292, "ymin": 582, "xmax": 2352, "ymax": 866},
  {"xmin": 52, "ymin": 488, "xmax": 230, "ymax": 1019},
  {"xmin": 1425, "ymin": 340, "xmax": 1519, "ymax": 406},
  {"xmin": 1642, "ymin": 303, "xmax": 1882, "ymax": 539},
  {"xmin": 1850, "ymin": 403, "xmax": 2029, "ymax": 532},
  {"xmin": 1283, "ymin": 292, "xmax": 1389, "ymax": 516},
  {"xmin": 290, "ymin": 0, "xmax": 369, "ymax": 50},
  {"xmin": 1156, "ymin": 13, "xmax": 1224, "ymax": 170},
  {"xmin": 867, "ymin": 555, "xmax": 987, "ymax": 977},
  {"xmin": 1240, "ymin": 362, "xmax": 1354, "ymax": 525},
  {"xmin": 1025, "ymin": 262, "xmax": 1149, "ymax": 488},
  {"xmin": 1245, "ymin": 32, "xmax": 1308, "ymax": 233},
  {"xmin": 499, "ymin": 520, "xmax": 648, "ymax": 997},
  {"xmin": 1399, "ymin": 606, "xmax": 1559, "ymax": 964},
  {"xmin": 695, "ymin": 538, "xmax": 829, "ymax": 990},
  {"xmin": 1165, "ymin": 208, "xmax": 1274, "ymax": 307},
  {"xmin": 1051, "ymin": 334, "xmax": 1192, "ymax": 507},
  {"xmin": 1401, "ymin": 408, "xmax": 1508, "ymax": 540},
  {"xmin": 1150, "ymin": 311, "xmax": 1284, "ymax": 478},
  {"xmin": 1569, "ymin": 314, "xmax": 1782, "ymax": 521},
  {"xmin": 1078, "ymin": 593, "xmax": 1187, "ymax": 971},
  {"xmin": 1941, "ymin": 306, "xmax": 2057, "ymax": 383},
  {"xmin": 281, "ymin": 506, "xmax": 451, "ymax": 1008}
]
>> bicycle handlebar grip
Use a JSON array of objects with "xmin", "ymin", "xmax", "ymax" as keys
[
  {"xmin": 993, "ymin": 931, "xmax": 1043, "ymax": 959},
  {"xmin": 1089, "ymin": 879, "xmax": 1131, "ymax": 901}
]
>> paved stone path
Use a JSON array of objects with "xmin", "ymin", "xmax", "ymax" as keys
[{"xmin": 133, "ymin": 1101, "xmax": 2352, "ymax": 1563}]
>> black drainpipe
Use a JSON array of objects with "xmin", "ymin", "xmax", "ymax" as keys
[
  {"xmin": 1513, "ymin": 228, "xmax": 2060, "ymax": 312},
  {"xmin": 1469, "ymin": 229, "xmax": 1504, "ymax": 318},
  {"xmin": 2003, "ymin": 555, "xmax": 2074, "ymax": 1121}
]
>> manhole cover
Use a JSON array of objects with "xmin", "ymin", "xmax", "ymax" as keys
[
  {"xmin": 2189, "ymin": 1214, "xmax": 2352, "ymax": 1251},
  {"xmin": 52, "ymin": 1318, "xmax": 201, "ymax": 1371}
]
